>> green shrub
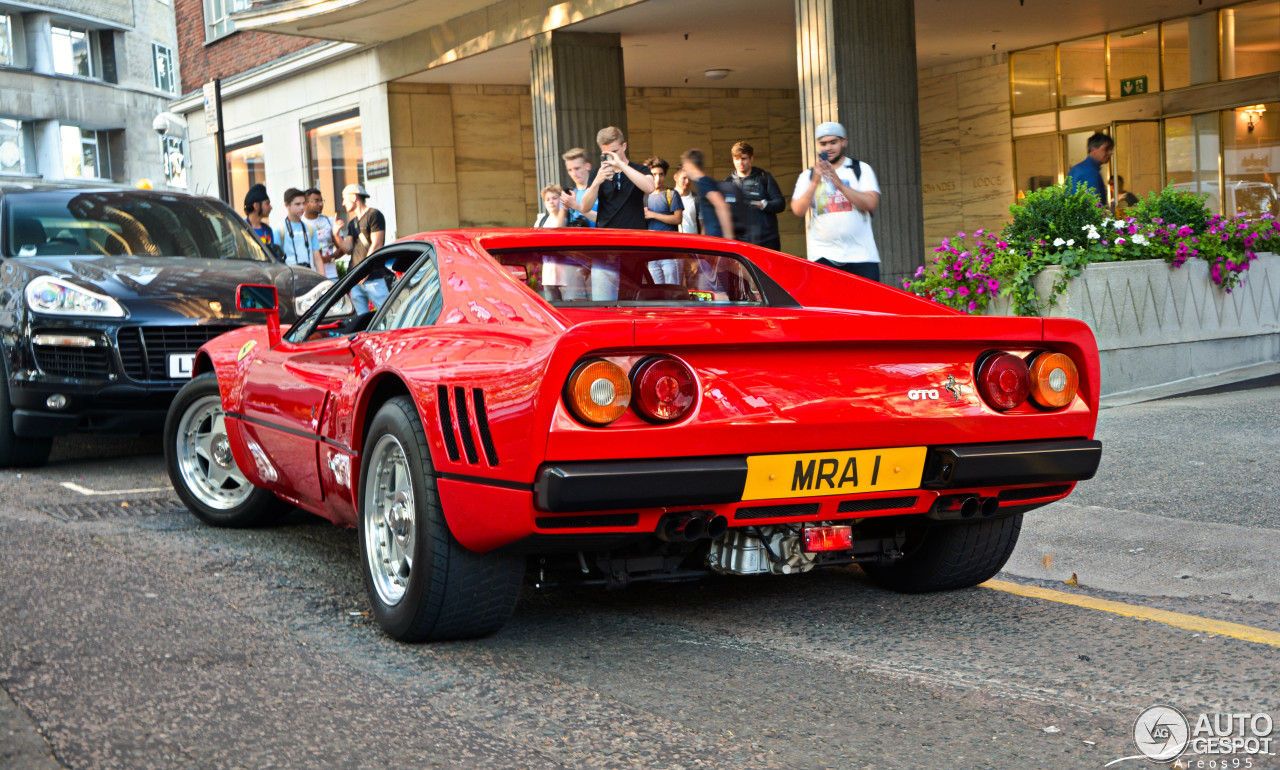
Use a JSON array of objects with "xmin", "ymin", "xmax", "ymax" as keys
[
  {"xmin": 1128, "ymin": 187, "xmax": 1211, "ymax": 232},
  {"xmin": 1003, "ymin": 183, "xmax": 1107, "ymax": 255}
]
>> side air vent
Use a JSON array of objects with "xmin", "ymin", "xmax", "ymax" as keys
[
  {"xmin": 436, "ymin": 385, "xmax": 460, "ymax": 461},
  {"xmin": 453, "ymin": 386, "xmax": 479, "ymax": 464},
  {"xmin": 472, "ymin": 388, "xmax": 499, "ymax": 466}
]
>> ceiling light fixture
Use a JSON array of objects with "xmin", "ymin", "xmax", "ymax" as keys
[{"xmin": 704, "ymin": 68, "xmax": 731, "ymax": 80}]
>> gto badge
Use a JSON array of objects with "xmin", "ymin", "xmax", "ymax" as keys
[
  {"xmin": 237, "ymin": 339, "xmax": 257, "ymax": 361},
  {"xmin": 908, "ymin": 389, "xmax": 940, "ymax": 401},
  {"xmin": 943, "ymin": 375, "xmax": 963, "ymax": 401}
]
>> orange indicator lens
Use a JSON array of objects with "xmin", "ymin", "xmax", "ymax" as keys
[
  {"xmin": 1029, "ymin": 352, "xmax": 1079, "ymax": 409},
  {"xmin": 565, "ymin": 359, "xmax": 631, "ymax": 426}
]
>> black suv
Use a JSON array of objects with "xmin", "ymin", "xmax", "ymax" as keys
[{"xmin": 0, "ymin": 187, "xmax": 332, "ymax": 467}]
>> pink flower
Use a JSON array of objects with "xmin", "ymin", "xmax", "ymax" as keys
[
  {"xmin": 957, "ymin": 287, "xmax": 970, "ymax": 297},
  {"xmin": 987, "ymin": 279, "xmax": 999, "ymax": 291}
]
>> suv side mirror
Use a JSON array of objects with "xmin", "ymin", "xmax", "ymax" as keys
[{"xmin": 236, "ymin": 284, "xmax": 281, "ymax": 347}]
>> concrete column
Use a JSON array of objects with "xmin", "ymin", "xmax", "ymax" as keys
[
  {"xmin": 795, "ymin": 0, "xmax": 924, "ymax": 286},
  {"xmin": 24, "ymin": 13, "xmax": 53, "ymax": 74},
  {"xmin": 530, "ymin": 31, "xmax": 627, "ymax": 192}
]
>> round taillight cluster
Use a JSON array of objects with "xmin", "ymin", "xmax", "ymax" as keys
[
  {"xmin": 630, "ymin": 356, "xmax": 697, "ymax": 423},
  {"xmin": 564, "ymin": 355, "xmax": 697, "ymax": 426},
  {"xmin": 977, "ymin": 350, "xmax": 1081, "ymax": 411}
]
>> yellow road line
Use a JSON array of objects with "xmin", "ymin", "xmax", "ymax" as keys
[{"xmin": 981, "ymin": 579, "xmax": 1280, "ymax": 649}]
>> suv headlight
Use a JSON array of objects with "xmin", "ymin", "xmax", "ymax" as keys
[
  {"xmin": 294, "ymin": 280, "xmax": 333, "ymax": 316},
  {"xmin": 25, "ymin": 276, "xmax": 126, "ymax": 317}
]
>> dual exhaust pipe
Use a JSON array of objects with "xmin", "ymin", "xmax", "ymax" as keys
[
  {"xmin": 928, "ymin": 495, "xmax": 1001, "ymax": 521},
  {"xmin": 960, "ymin": 496, "xmax": 1000, "ymax": 519},
  {"xmin": 657, "ymin": 512, "xmax": 728, "ymax": 542}
]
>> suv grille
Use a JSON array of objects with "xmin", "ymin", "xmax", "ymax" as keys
[
  {"xmin": 33, "ymin": 344, "xmax": 111, "ymax": 379},
  {"xmin": 116, "ymin": 325, "xmax": 238, "ymax": 382}
]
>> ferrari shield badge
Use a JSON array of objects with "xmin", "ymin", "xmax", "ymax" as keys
[{"xmin": 237, "ymin": 339, "xmax": 258, "ymax": 362}]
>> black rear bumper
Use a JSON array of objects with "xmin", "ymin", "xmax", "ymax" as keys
[{"xmin": 534, "ymin": 440, "xmax": 1102, "ymax": 513}]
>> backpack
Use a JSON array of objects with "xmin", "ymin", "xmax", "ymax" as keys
[{"xmin": 717, "ymin": 180, "xmax": 751, "ymax": 241}]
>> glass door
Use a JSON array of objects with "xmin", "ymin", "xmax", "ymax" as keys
[{"xmin": 1111, "ymin": 120, "xmax": 1163, "ymax": 215}]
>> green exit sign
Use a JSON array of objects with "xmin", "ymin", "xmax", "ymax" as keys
[{"xmin": 1119, "ymin": 76, "xmax": 1149, "ymax": 97}]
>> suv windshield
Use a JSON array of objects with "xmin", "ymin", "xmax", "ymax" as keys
[
  {"xmin": 4, "ymin": 191, "xmax": 272, "ymax": 261},
  {"xmin": 492, "ymin": 248, "xmax": 765, "ymax": 306}
]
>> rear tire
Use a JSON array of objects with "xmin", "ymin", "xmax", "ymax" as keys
[
  {"xmin": 0, "ymin": 376, "xmax": 53, "ymax": 468},
  {"xmin": 359, "ymin": 395, "xmax": 524, "ymax": 642},
  {"xmin": 165, "ymin": 373, "xmax": 283, "ymax": 527},
  {"xmin": 863, "ymin": 514, "xmax": 1023, "ymax": 593}
]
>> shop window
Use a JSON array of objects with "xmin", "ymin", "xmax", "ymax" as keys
[
  {"xmin": 1062, "ymin": 129, "xmax": 1109, "ymax": 198},
  {"xmin": 61, "ymin": 125, "xmax": 109, "ymax": 179},
  {"xmin": 1108, "ymin": 26, "xmax": 1159, "ymax": 98},
  {"xmin": 1010, "ymin": 45, "xmax": 1057, "ymax": 115},
  {"xmin": 1222, "ymin": 103, "xmax": 1278, "ymax": 217},
  {"xmin": 152, "ymin": 42, "xmax": 175, "ymax": 94},
  {"xmin": 162, "ymin": 135, "xmax": 186, "ymax": 188},
  {"xmin": 305, "ymin": 111, "xmax": 364, "ymax": 223},
  {"xmin": 51, "ymin": 25, "xmax": 94, "ymax": 78},
  {"xmin": 1014, "ymin": 135, "xmax": 1061, "ymax": 198},
  {"xmin": 1111, "ymin": 122, "xmax": 1162, "ymax": 211},
  {"xmin": 1165, "ymin": 113, "xmax": 1223, "ymax": 216},
  {"xmin": 1221, "ymin": 0, "xmax": 1280, "ymax": 80},
  {"xmin": 1161, "ymin": 19, "xmax": 1193, "ymax": 90},
  {"xmin": 1, "ymin": 15, "xmax": 13, "ymax": 67},
  {"xmin": 226, "ymin": 140, "xmax": 266, "ymax": 214},
  {"xmin": 1, "ymin": 119, "xmax": 25, "ymax": 175},
  {"xmin": 1060, "ymin": 36, "xmax": 1107, "ymax": 106}
]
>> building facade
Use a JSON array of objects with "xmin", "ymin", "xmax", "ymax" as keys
[
  {"xmin": 166, "ymin": 0, "xmax": 1280, "ymax": 281},
  {"xmin": 0, "ymin": 0, "xmax": 185, "ymax": 188}
]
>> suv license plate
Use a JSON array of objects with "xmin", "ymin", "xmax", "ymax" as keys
[{"xmin": 168, "ymin": 353, "xmax": 195, "ymax": 379}]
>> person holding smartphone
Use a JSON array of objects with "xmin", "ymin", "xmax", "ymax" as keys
[
  {"xmin": 790, "ymin": 121, "xmax": 882, "ymax": 282},
  {"xmin": 577, "ymin": 126, "xmax": 655, "ymax": 231}
]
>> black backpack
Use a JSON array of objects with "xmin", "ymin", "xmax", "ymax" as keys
[{"xmin": 717, "ymin": 180, "xmax": 751, "ymax": 241}]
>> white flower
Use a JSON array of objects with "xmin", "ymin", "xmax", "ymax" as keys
[
  {"xmin": 1132, "ymin": 234, "xmax": 1148, "ymax": 245},
  {"xmin": 1114, "ymin": 220, "xmax": 1127, "ymax": 230},
  {"xmin": 1115, "ymin": 237, "xmax": 1127, "ymax": 245},
  {"xmin": 1066, "ymin": 239, "xmax": 1075, "ymax": 247},
  {"xmin": 1053, "ymin": 237, "xmax": 1066, "ymax": 247},
  {"xmin": 1086, "ymin": 229, "xmax": 1101, "ymax": 240}
]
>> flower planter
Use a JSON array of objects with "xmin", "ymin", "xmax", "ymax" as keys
[{"xmin": 986, "ymin": 253, "xmax": 1280, "ymax": 396}]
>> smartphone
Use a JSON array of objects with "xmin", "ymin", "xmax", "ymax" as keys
[
  {"xmin": 818, "ymin": 150, "xmax": 829, "ymax": 163},
  {"xmin": 601, "ymin": 153, "xmax": 610, "ymax": 166}
]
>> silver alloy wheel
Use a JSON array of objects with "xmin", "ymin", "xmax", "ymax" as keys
[
  {"xmin": 175, "ymin": 394, "xmax": 254, "ymax": 510},
  {"xmin": 363, "ymin": 433, "xmax": 415, "ymax": 607}
]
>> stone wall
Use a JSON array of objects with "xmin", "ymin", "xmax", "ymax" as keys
[{"xmin": 918, "ymin": 54, "xmax": 1014, "ymax": 255}]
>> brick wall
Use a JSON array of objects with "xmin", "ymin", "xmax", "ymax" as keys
[{"xmin": 174, "ymin": 0, "xmax": 320, "ymax": 95}]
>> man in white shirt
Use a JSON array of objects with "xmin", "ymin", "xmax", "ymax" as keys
[
  {"xmin": 303, "ymin": 187, "xmax": 338, "ymax": 278},
  {"xmin": 275, "ymin": 188, "xmax": 322, "ymax": 272},
  {"xmin": 790, "ymin": 121, "xmax": 882, "ymax": 282}
]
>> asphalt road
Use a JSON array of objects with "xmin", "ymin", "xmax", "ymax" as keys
[{"xmin": 1, "ymin": 386, "xmax": 1278, "ymax": 769}]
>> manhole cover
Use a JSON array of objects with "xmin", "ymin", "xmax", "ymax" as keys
[{"xmin": 38, "ymin": 497, "xmax": 188, "ymax": 522}]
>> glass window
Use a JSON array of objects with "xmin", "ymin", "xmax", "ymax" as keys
[
  {"xmin": 0, "ymin": 119, "xmax": 24, "ymax": 175},
  {"xmin": 1010, "ymin": 45, "xmax": 1057, "ymax": 114},
  {"xmin": 1014, "ymin": 135, "xmax": 1061, "ymax": 198},
  {"xmin": 225, "ymin": 140, "xmax": 265, "ymax": 215},
  {"xmin": 371, "ymin": 256, "xmax": 442, "ymax": 332},
  {"xmin": 152, "ymin": 43, "xmax": 174, "ymax": 93},
  {"xmin": 1060, "ymin": 36, "xmax": 1107, "ymax": 106},
  {"xmin": 1165, "ymin": 113, "xmax": 1223, "ymax": 216},
  {"xmin": 1161, "ymin": 18, "xmax": 1192, "ymax": 91},
  {"xmin": 1110, "ymin": 122, "xmax": 1162, "ymax": 212},
  {"xmin": 5, "ymin": 190, "xmax": 273, "ymax": 260},
  {"xmin": 1222, "ymin": 103, "xmax": 1278, "ymax": 217},
  {"xmin": 61, "ymin": 125, "xmax": 106, "ymax": 179},
  {"xmin": 491, "ymin": 249, "xmax": 766, "ymax": 306},
  {"xmin": 1109, "ymin": 26, "xmax": 1159, "ymax": 98},
  {"xmin": 162, "ymin": 136, "xmax": 186, "ymax": 188},
  {"xmin": 51, "ymin": 26, "xmax": 93, "ymax": 78},
  {"xmin": 203, "ymin": 0, "xmax": 249, "ymax": 41},
  {"xmin": 305, "ymin": 112, "xmax": 363, "ymax": 223},
  {"xmin": 1221, "ymin": 1, "xmax": 1280, "ymax": 80},
  {"xmin": 1, "ymin": 15, "xmax": 13, "ymax": 67}
]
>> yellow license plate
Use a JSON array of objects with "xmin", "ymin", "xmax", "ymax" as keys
[{"xmin": 742, "ymin": 446, "xmax": 927, "ymax": 501}]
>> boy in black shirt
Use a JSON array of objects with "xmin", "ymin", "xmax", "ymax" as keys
[{"xmin": 578, "ymin": 126, "xmax": 656, "ymax": 230}]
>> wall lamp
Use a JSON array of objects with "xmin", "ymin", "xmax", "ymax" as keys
[{"xmin": 1243, "ymin": 104, "xmax": 1266, "ymax": 133}]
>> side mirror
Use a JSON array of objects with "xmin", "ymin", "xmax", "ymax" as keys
[{"xmin": 236, "ymin": 284, "xmax": 281, "ymax": 347}]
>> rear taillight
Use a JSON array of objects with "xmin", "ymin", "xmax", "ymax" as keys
[
  {"xmin": 630, "ymin": 356, "xmax": 697, "ymax": 423},
  {"xmin": 802, "ymin": 525, "xmax": 853, "ymax": 552},
  {"xmin": 977, "ymin": 352, "xmax": 1030, "ymax": 411},
  {"xmin": 1029, "ymin": 352, "xmax": 1079, "ymax": 409},
  {"xmin": 565, "ymin": 359, "xmax": 631, "ymax": 426}
]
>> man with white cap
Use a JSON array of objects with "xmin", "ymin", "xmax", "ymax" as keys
[
  {"xmin": 334, "ymin": 183, "xmax": 389, "ymax": 310},
  {"xmin": 790, "ymin": 121, "xmax": 882, "ymax": 282}
]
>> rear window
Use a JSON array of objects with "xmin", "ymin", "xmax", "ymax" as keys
[
  {"xmin": 491, "ymin": 248, "xmax": 765, "ymax": 306},
  {"xmin": 4, "ymin": 191, "xmax": 272, "ymax": 261}
]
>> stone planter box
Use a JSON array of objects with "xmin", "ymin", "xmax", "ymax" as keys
[{"xmin": 986, "ymin": 253, "xmax": 1280, "ymax": 396}]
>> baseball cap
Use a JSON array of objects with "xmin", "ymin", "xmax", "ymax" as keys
[
  {"xmin": 342, "ymin": 183, "xmax": 370, "ymax": 198},
  {"xmin": 815, "ymin": 121, "xmax": 847, "ymax": 140},
  {"xmin": 243, "ymin": 183, "xmax": 269, "ymax": 208}
]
